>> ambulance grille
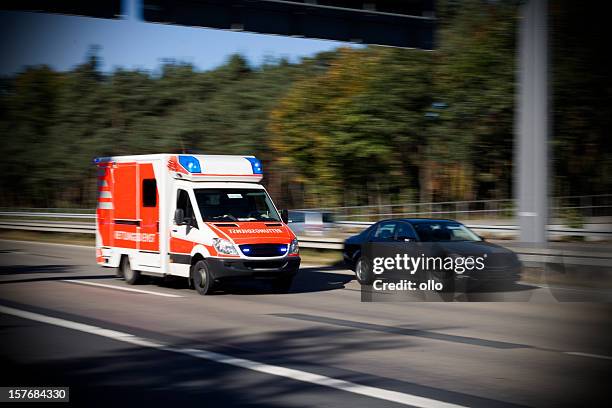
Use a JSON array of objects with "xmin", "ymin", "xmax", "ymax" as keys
[
  {"xmin": 239, "ymin": 244, "xmax": 288, "ymax": 257},
  {"xmin": 243, "ymin": 260, "xmax": 287, "ymax": 270}
]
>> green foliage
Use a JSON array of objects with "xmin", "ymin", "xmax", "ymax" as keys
[
  {"xmin": 0, "ymin": 53, "xmax": 298, "ymax": 208},
  {"xmin": 269, "ymin": 47, "xmax": 432, "ymax": 207},
  {"xmin": 561, "ymin": 207, "xmax": 584, "ymax": 230},
  {"xmin": 0, "ymin": 0, "xmax": 608, "ymax": 209},
  {"xmin": 269, "ymin": 0, "xmax": 519, "ymax": 205},
  {"xmin": 551, "ymin": 0, "xmax": 612, "ymax": 197}
]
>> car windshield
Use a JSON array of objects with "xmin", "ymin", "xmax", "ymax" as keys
[
  {"xmin": 412, "ymin": 222, "xmax": 482, "ymax": 242},
  {"xmin": 193, "ymin": 189, "xmax": 281, "ymax": 222}
]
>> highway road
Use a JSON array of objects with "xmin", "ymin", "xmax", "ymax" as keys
[{"xmin": 1, "ymin": 240, "xmax": 611, "ymax": 407}]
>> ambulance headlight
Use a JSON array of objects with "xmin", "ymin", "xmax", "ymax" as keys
[
  {"xmin": 213, "ymin": 238, "xmax": 238, "ymax": 256},
  {"xmin": 288, "ymin": 238, "xmax": 299, "ymax": 255}
]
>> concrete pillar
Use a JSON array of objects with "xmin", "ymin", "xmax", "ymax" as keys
[{"xmin": 516, "ymin": 0, "xmax": 549, "ymax": 243}]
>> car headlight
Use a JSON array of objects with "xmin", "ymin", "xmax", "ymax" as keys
[
  {"xmin": 288, "ymin": 238, "xmax": 299, "ymax": 255},
  {"xmin": 213, "ymin": 238, "xmax": 238, "ymax": 256}
]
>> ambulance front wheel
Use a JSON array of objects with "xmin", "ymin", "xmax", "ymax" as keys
[
  {"xmin": 120, "ymin": 256, "xmax": 141, "ymax": 285},
  {"xmin": 192, "ymin": 260, "xmax": 216, "ymax": 295}
]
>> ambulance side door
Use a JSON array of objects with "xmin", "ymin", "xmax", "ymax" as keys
[
  {"xmin": 138, "ymin": 163, "xmax": 161, "ymax": 269},
  {"xmin": 169, "ymin": 189, "xmax": 198, "ymax": 277},
  {"xmin": 112, "ymin": 163, "xmax": 138, "ymax": 252}
]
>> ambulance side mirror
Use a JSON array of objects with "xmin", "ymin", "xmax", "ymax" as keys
[
  {"xmin": 281, "ymin": 209, "xmax": 289, "ymax": 224},
  {"xmin": 174, "ymin": 209, "xmax": 185, "ymax": 225}
]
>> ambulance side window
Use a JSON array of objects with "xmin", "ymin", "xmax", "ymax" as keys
[
  {"xmin": 176, "ymin": 189, "xmax": 197, "ymax": 228},
  {"xmin": 142, "ymin": 179, "xmax": 157, "ymax": 207}
]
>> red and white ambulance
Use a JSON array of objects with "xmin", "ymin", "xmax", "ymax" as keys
[{"xmin": 95, "ymin": 154, "xmax": 300, "ymax": 294}]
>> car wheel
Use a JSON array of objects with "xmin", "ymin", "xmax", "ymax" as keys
[
  {"xmin": 428, "ymin": 269, "xmax": 455, "ymax": 293},
  {"xmin": 121, "ymin": 256, "xmax": 141, "ymax": 285},
  {"xmin": 355, "ymin": 257, "xmax": 374, "ymax": 285},
  {"xmin": 192, "ymin": 260, "xmax": 216, "ymax": 295}
]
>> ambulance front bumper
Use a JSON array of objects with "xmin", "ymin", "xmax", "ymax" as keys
[{"xmin": 207, "ymin": 257, "xmax": 300, "ymax": 280}]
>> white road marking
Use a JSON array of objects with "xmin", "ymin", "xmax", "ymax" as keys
[
  {"xmin": 62, "ymin": 280, "xmax": 183, "ymax": 298},
  {"xmin": 563, "ymin": 352, "xmax": 612, "ymax": 361},
  {"xmin": 0, "ymin": 305, "xmax": 467, "ymax": 408}
]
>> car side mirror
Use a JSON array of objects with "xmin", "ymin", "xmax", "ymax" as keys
[
  {"xmin": 174, "ymin": 208, "xmax": 185, "ymax": 225},
  {"xmin": 281, "ymin": 209, "xmax": 289, "ymax": 224}
]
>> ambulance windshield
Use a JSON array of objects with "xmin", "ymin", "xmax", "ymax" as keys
[{"xmin": 193, "ymin": 189, "xmax": 281, "ymax": 222}]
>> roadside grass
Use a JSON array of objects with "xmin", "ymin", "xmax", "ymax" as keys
[
  {"xmin": 298, "ymin": 248, "xmax": 343, "ymax": 265},
  {"xmin": 1, "ymin": 231, "xmax": 608, "ymax": 289}
]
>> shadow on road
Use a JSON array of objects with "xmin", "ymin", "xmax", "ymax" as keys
[
  {"xmin": 0, "ymin": 264, "xmax": 75, "ymax": 276},
  {"xmin": 0, "ymin": 264, "xmax": 111, "ymax": 285},
  {"xmin": 155, "ymin": 266, "xmax": 354, "ymax": 296},
  {"xmin": 0, "ymin": 309, "xmax": 536, "ymax": 408},
  {"xmin": 0, "ymin": 273, "xmax": 114, "ymax": 285},
  {"xmin": 268, "ymin": 313, "xmax": 532, "ymax": 350}
]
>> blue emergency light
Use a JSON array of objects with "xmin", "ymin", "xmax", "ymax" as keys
[
  {"xmin": 245, "ymin": 157, "xmax": 263, "ymax": 174},
  {"xmin": 179, "ymin": 155, "xmax": 201, "ymax": 173},
  {"xmin": 239, "ymin": 244, "xmax": 287, "ymax": 256}
]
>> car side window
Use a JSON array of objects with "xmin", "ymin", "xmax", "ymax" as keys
[
  {"xmin": 395, "ymin": 222, "xmax": 417, "ymax": 241},
  {"xmin": 288, "ymin": 211, "xmax": 305, "ymax": 223},
  {"xmin": 371, "ymin": 222, "xmax": 397, "ymax": 242}
]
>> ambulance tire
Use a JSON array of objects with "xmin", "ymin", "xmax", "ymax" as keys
[
  {"xmin": 192, "ymin": 260, "xmax": 216, "ymax": 295},
  {"xmin": 121, "ymin": 256, "xmax": 141, "ymax": 285}
]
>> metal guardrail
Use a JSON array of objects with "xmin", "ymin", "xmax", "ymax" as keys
[
  {"xmin": 293, "ymin": 194, "xmax": 612, "ymax": 220},
  {"xmin": 1, "ymin": 220, "xmax": 610, "ymax": 267},
  {"xmin": 334, "ymin": 221, "xmax": 612, "ymax": 239},
  {"xmin": 0, "ymin": 220, "xmax": 348, "ymax": 250},
  {"xmin": 0, "ymin": 220, "xmax": 95, "ymax": 234},
  {"xmin": 2, "ymin": 194, "xmax": 611, "ymax": 221},
  {"xmin": 0, "ymin": 212, "xmax": 95, "ymax": 219},
  {"xmin": 2, "ymin": 218, "xmax": 610, "ymax": 239},
  {"xmin": 1, "ymin": 219, "xmax": 610, "ymax": 267}
]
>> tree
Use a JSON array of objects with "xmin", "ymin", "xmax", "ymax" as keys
[{"xmin": 271, "ymin": 46, "xmax": 433, "ymax": 207}]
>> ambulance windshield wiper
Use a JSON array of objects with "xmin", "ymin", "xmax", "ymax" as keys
[{"xmin": 209, "ymin": 214, "xmax": 238, "ymax": 221}]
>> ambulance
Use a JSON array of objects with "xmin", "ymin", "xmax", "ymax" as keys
[{"xmin": 94, "ymin": 154, "xmax": 300, "ymax": 295}]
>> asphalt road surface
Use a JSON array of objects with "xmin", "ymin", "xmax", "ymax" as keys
[{"xmin": 1, "ymin": 240, "xmax": 611, "ymax": 407}]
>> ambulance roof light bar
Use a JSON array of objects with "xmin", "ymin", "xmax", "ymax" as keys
[
  {"xmin": 92, "ymin": 154, "xmax": 263, "ymax": 182},
  {"xmin": 173, "ymin": 154, "xmax": 264, "ymax": 183},
  {"xmin": 245, "ymin": 157, "xmax": 263, "ymax": 174},
  {"xmin": 178, "ymin": 155, "xmax": 201, "ymax": 173}
]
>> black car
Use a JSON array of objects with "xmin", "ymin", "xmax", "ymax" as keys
[{"xmin": 343, "ymin": 219, "xmax": 522, "ymax": 292}]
